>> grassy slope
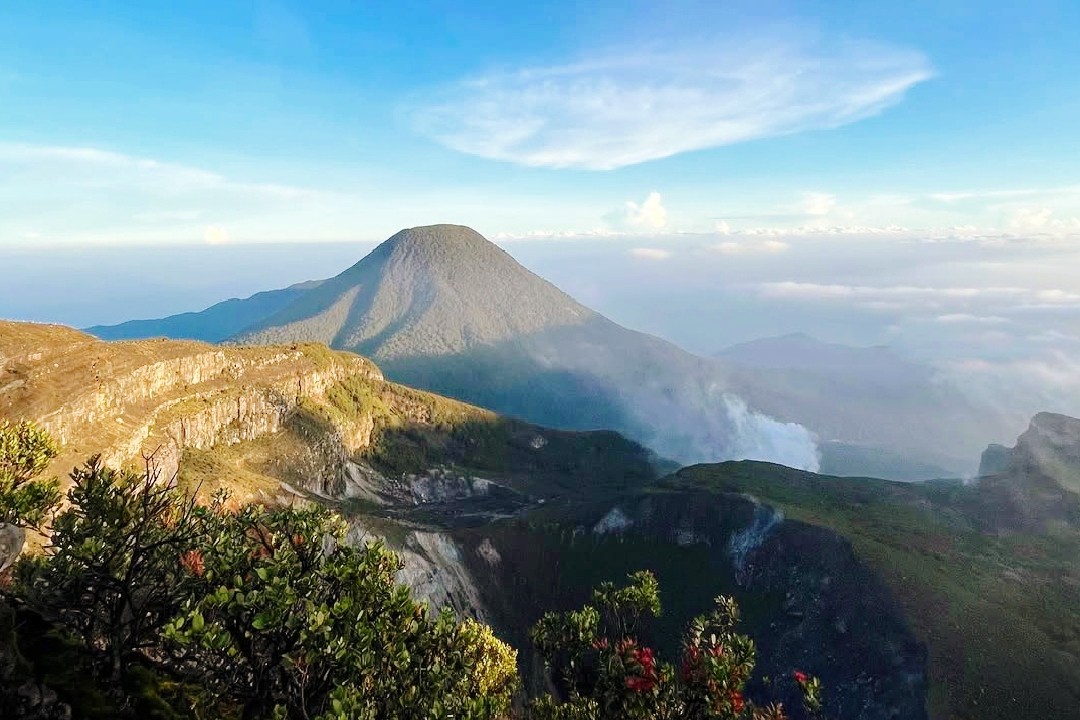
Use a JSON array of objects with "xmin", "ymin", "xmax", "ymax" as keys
[{"xmin": 672, "ymin": 462, "xmax": 1080, "ymax": 720}]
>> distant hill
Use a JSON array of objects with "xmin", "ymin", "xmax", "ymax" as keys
[
  {"xmin": 85, "ymin": 280, "xmax": 323, "ymax": 342},
  {"xmin": 716, "ymin": 333, "xmax": 1005, "ymax": 477}
]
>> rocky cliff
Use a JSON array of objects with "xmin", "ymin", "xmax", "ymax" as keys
[
  {"xmin": 1, "ymin": 322, "xmax": 382, "ymax": 486},
  {"xmin": 0, "ymin": 319, "xmax": 653, "ymax": 617},
  {"xmin": 979, "ymin": 412, "xmax": 1080, "ymax": 492},
  {"xmin": 974, "ymin": 412, "xmax": 1080, "ymax": 532}
]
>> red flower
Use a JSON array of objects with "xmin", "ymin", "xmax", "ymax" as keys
[
  {"xmin": 680, "ymin": 646, "xmax": 702, "ymax": 681},
  {"xmin": 625, "ymin": 675, "xmax": 657, "ymax": 693},
  {"xmin": 179, "ymin": 549, "xmax": 205, "ymax": 577},
  {"xmin": 730, "ymin": 690, "xmax": 745, "ymax": 714},
  {"xmin": 592, "ymin": 637, "xmax": 610, "ymax": 650},
  {"xmin": 619, "ymin": 640, "xmax": 658, "ymax": 693},
  {"xmin": 793, "ymin": 670, "xmax": 809, "ymax": 685}
]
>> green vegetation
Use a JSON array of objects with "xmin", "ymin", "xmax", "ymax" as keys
[
  {"xmin": 290, "ymin": 372, "xmax": 657, "ymax": 498},
  {"xmin": 672, "ymin": 461, "xmax": 1080, "ymax": 720},
  {"xmin": 2, "ymin": 442, "xmax": 518, "ymax": 720},
  {"xmin": 0, "ymin": 419, "xmax": 61, "ymax": 530},
  {"xmin": 0, "ymin": 425, "xmax": 833, "ymax": 720}
]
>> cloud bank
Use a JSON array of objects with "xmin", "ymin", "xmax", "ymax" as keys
[{"xmin": 412, "ymin": 36, "xmax": 932, "ymax": 169}]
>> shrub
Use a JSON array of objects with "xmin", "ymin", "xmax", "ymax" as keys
[
  {"xmin": 528, "ymin": 572, "xmax": 822, "ymax": 720},
  {"xmin": 166, "ymin": 501, "xmax": 518, "ymax": 719},
  {"xmin": 4, "ymin": 438, "xmax": 518, "ymax": 719},
  {"xmin": 15, "ymin": 457, "xmax": 203, "ymax": 685},
  {"xmin": 0, "ymin": 419, "xmax": 61, "ymax": 531}
]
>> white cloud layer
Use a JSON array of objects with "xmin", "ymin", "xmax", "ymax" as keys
[
  {"xmin": 411, "ymin": 36, "xmax": 932, "ymax": 169},
  {"xmin": 759, "ymin": 282, "xmax": 1080, "ymax": 308},
  {"xmin": 712, "ymin": 240, "xmax": 790, "ymax": 255}
]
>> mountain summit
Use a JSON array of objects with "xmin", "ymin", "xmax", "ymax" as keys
[{"xmin": 236, "ymin": 225, "xmax": 595, "ymax": 359}]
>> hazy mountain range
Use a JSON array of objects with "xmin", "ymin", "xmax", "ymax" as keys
[
  {"xmin": 89, "ymin": 224, "xmax": 1009, "ymax": 478},
  {"xmin": 717, "ymin": 333, "xmax": 1006, "ymax": 478}
]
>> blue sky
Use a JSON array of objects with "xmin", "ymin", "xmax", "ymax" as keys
[
  {"xmin": 3, "ymin": 1, "xmax": 1080, "ymax": 428},
  {"xmin": 2, "ymin": 0, "xmax": 1079, "ymax": 245}
]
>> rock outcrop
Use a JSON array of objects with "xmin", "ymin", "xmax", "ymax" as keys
[
  {"xmin": 979, "ymin": 412, "xmax": 1080, "ymax": 492},
  {"xmin": 1, "ymin": 321, "xmax": 381, "ymax": 482},
  {"xmin": 975, "ymin": 412, "xmax": 1080, "ymax": 531}
]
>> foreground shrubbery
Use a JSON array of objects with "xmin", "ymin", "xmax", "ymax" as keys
[
  {"xmin": 1, "ymin": 435, "xmax": 517, "ymax": 719},
  {"xmin": 0, "ymin": 422, "xmax": 820, "ymax": 719}
]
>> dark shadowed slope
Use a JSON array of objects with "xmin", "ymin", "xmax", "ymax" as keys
[{"xmin": 85, "ymin": 280, "xmax": 323, "ymax": 342}]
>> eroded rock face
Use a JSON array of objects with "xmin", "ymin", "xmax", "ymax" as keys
[
  {"xmin": 1, "ymin": 323, "xmax": 382, "ymax": 483},
  {"xmin": 0, "ymin": 524, "xmax": 25, "ymax": 573},
  {"xmin": 980, "ymin": 413, "xmax": 1080, "ymax": 485},
  {"xmin": 975, "ymin": 412, "xmax": 1080, "ymax": 531},
  {"xmin": 347, "ymin": 520, "xmax": 489, "ymax": 621}
]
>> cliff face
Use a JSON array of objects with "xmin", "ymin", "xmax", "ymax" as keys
[
  {"xmin": 981, "ymin": 412, "xmax": 1080, "ymax": 491},
  {"xmin": 1, "ymin": 321, "xmax": 381, "ymax": 484},
  {"xmin": 974, "ymin": 412, "xmax": 1080, "ymax": 531},
  {"xmin": 0, "ymin": 319, "xmax": 652, "ymax": 626}
]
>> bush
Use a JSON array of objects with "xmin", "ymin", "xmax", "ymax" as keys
[
  {"xmin": 527, "ymin": 572, "xmax": 822, "ymax": 720},
  {"xmin": 166, "ymin": 501, "xmax": 518, "ymax": 720},
  {"xmin": 0, "ymin": 419, "xmax": 61, "ymax": 530},
  {"xmin": 3, "ymin": 439, "xmax": 518, "ymax": 719}
]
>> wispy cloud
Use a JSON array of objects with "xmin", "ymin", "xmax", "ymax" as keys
[
  {"xmin": 0, "ymin": 143, "xmax": 318, "ymax": 199},
  {"xmin": 0, "ymin": 143, "xmax": 363, "ymax": 245},
  {"xmin": 629, "ymin": 247, "xmax": 672, "ymax": 260},
  {"xmin": 800, "ymin": 192, "xmax": 837, "ymax": 216},
  {"xmin": 712, "ymin": 240, "xmax": 790, "ymax": 255},
  {"xmin": 758, "ymin": 282, "xmax": 1080, "ymax": 310},
  {"xmin": 933, "ymin": 313, "xmax": 1010, "ymax": 324},
  {"xmin": 411, "ymin": 35, "xmax": 932, "ymax": 170}
]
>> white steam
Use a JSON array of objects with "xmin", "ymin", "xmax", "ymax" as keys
[
  {"xmin": 722, "ymin": 396, "xmax": 821, "ymax": 472},
  {"xmin": 618, "ymin": 379, "xmax": 821, "ymax": 471}
]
